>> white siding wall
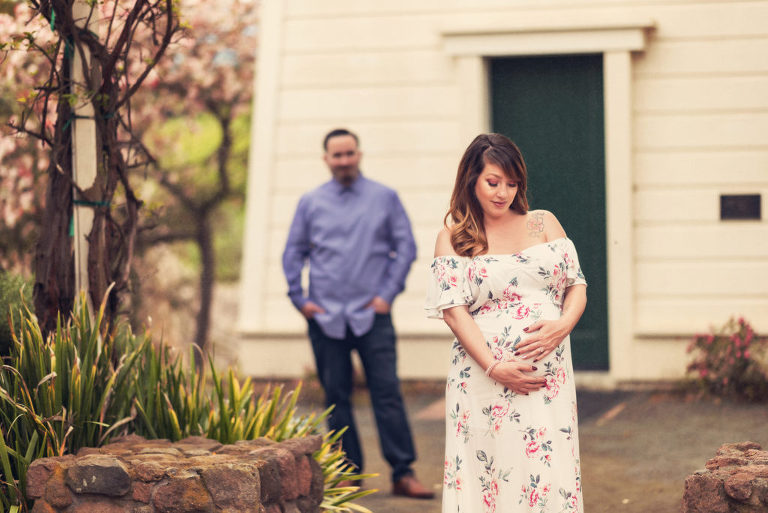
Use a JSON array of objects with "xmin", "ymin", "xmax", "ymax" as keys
[
  {"xmin": 630, "ymin": 1, "xmax": 768, "ymax": 335},
  {"xmin": 239, "ymin": 0, "xmax": 768, "ymax": 381}
]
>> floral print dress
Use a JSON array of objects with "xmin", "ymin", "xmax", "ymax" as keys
[{"xmin": 425, "ymin": 237, "xmax": 587, "ymax": 513}]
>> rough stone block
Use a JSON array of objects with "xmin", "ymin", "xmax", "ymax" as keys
[
  {"xmin": 177, "ymin": 436, "xmax": 223, "ymax": 453},
  {"xmin": 26, "ymin": 459, "xmax": 56, "ymax": 499},
  {"xmin": 76, "ymin": 447, "xmax": 102, "ymax": 456},
  {"xmin": 132, "ymin": 461, "xmax": 167, "ymax": 482},
  {"xmin": 108, "ymin": 434, "xmax": 151, "ymax": 446},
  {"xmin": 296, "ymin": 496, "xmax": 320, "ymax": 513},
  {"xmin": 252, "ymin": 447, "xmax": 297, "ymax": 501},
  {"xmin": 255, "ymin": 454, "xmax": 282, "ymax": 504},
  {"xmin": 308, "ymin": 458, "xmax": 324, "ymax": 505},
  {"xmin": 138, "ymin": 447, "xmax": 182, "ymax": 457},
  {"xmin": 728, "ymin": 442, "xmax": 762, "ymax": 452},
  {"xmin": 682, "ymin": 474, "xmax": 729, "ymax": 513},
  {"xmin": 66, "ymin": 455, "xmax": 131, "ymax": 496},
  {"xmin": 282, "ymin": 500, "xmax": 302, "ymax": 513},
  {"xmin": 153, "ymin": 474, "xmax": 214, "ymax": 513},
  {"xmin": 187, "ymin": 453, "xmax": 233, "ymax": 468},
  {"xmin": 757, "ymin": 480, "xmax": 768, "ymax": 504},
  {"xmin": 275, "ymin": 448, "xmax": 298, "ymax": 501},
  {"xmin": 30, "ymin": 501, "xmax": 56, "ymax": 513},
  {"xmin": 278, "ymin": 436, "xmax": 322, "ymax": 459},
  {"xmin": 243, "ymin": 438, "xmax": 275, "ymax": 448},
  {"xmin": 131, "ymin": 481, "xmax": 153, "ymax": 503},
  {"xmin": 44, "ymin": 467, "xmax": 72, "ymax": 508},
  {"xmin": 744, "ymin": 451, "xmax": 768, "ymax": 466},
  {"xmin": 200, "ymin": 463, "xmax": 261, "ymax": 510},
  {"xmin": 725, "ymin": 472, "xmax": 754, "ymax": 501},
  {"xmin": 705, "ymin": 455, "xmax": 747, "ymax": 470},
  {"xmin": 70, "ymin": 498, "xmax": 131, "ymax": 513},
  {"xmin": 295, "ymin": 455, "xmax": 312, "ymax": 497},
  {"xmin": 180, "ymin": 449, "xmax": 212, "ymax": 457},
  {"xmin": 683, "ymin": 442, "xmax": 768, "ymax": 513},
  {"xmin": 25, "ymin": 435, "xmax": 324, "ymax": 513},
  {"xmin": 216, "ymin": 445, "xmax": 247, "ymax": 456}
]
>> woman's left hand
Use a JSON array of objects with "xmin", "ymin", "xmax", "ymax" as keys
[{"xmin": 514, "ymin": 319, "xmax": 571, "ymax": 362}]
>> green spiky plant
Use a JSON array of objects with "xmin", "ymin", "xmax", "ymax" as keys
[
  {"xmin": 0, "ymin": 292, "xmax": 373, "ymax": 512},
  {"xmin": 0, "ymin": 273, "xmax": 33, "ymax": 357},
  {"xmin": 0, "ymin": 292, "xmax": 148, "ymax": 511},
  {"xmin": 130, "ymin": 343, "xmax": 376, "ymax": 512}
]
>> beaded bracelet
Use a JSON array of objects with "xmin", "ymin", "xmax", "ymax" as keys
[{"xmin": 484, "ymin": 360, "xmax": 501, "ymax": 377}]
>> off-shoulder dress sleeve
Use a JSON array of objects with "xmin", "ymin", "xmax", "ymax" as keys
[
  {"xmin": 424, "ymin": 256, "xmax": 473, "ymax": 319},
  {"xmin": 561, "ymin": 238, "xmax": 588, "ymax": 287}
]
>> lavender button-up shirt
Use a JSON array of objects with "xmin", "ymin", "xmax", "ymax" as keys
[{"xmin": 282, "ymin": 174, "xmax": 417, "ymax": 339}]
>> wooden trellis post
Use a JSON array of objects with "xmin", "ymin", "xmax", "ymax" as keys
[{"xmin": 70, "ymin": 0, "xmax": 97, "ymax": 305}]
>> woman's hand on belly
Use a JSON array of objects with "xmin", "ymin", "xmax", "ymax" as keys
[
  {"xmin": 489, "ymin": 361, "xmax": 546, "ymax": 395},
  {"xmin": 513, "ymin": 318, "xmax": 571, "ymax": 362}
]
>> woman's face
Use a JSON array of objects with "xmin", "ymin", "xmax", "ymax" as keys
[{"xmin": 473, "ymin": 161, "xmax": 518, "ymax": 219}]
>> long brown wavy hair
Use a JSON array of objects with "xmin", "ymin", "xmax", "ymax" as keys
[{"xmin": 444, "ymin": 133, "xmax": 529, "ymax": 257}]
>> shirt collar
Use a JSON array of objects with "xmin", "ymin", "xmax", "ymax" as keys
[{"xmin": 330, "ymin": 172, "xmax": 365, "ymax": 195}]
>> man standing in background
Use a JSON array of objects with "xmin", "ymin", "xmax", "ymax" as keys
[{"xmin": 282, "ymin": 128, "xmax": 433, "ymax": 499}]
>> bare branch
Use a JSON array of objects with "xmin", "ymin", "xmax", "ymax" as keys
[
  {"xmin": 117, "ymin": 0, "xmax": 176, "ymax": 108},
  {"xmin": 99, "ymin": 0, "xmax": 147, "ymax": 97}
]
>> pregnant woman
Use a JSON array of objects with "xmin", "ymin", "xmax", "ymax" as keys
[{"xmin": 426, "ymin": 133, "xmax": 588, "ymax": 513}]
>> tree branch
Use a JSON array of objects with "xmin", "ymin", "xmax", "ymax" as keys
[{"xmin": 117, "ymin": 0, "xmax": 176, "ymax": 108}]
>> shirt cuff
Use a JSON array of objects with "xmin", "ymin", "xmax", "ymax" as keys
[
  {"xmin": 378, "ymin": 287, "xmax": 398, "ymax": 306},
  {"xmin": 289, "ymin": 293, "xmax": 308, "ymax": 312}
]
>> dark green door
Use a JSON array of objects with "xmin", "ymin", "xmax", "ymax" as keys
[{"xmin": 491, "ymin": 54, "xmax": 608, "ymax": 370}]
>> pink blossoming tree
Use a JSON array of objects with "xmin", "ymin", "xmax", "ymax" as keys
[
  {"xmin": 1, "ymin": 0, "xmax": 182, "ymax": 333},
  {"xmin": 2, "ymin": 0, "xmax": 257, "ymax": 350},
  {"xmin": 129, "ymin": 0, "xmax": 257, "ymax": 352}
]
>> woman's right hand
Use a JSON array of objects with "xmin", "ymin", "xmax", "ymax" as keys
[{"xmin": 489, "ymin": 360, "xmax": 547, "ymax": 395}]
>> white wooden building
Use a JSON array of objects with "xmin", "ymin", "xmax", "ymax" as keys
[{"xmin": 237, "ymin": 0, "xmax": 768, "ymax": 384}]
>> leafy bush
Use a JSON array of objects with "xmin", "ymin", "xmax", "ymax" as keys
[
  {"xmin": 0, "ymin": 272, "xmax": 32, "ymax": 357},
  {"xmin": 686, "ymin": 317, "xmax": 768, "ymax": 401},
  {"xmin": 0, "ymin": 294, "xmax": 371, "ymax": 512},
  {"xmin": 131, "ymin": 344, "xmax": 374, "ymax": 511},
  {"xmin": 0, "ymin": 293, "xmax": 147, "ymax": 511}
]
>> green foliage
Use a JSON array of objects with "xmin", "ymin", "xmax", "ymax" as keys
[
  {"xmin": 153, "ymin": 113, "xmax": 222, "ymax": 171},
  {"xmin": 315, "ymin": 429, "xmax": 377, "ymax": 513},
  {"xmin": 142, "ymin": 111, "xmax": 249, "ymax": 282},
  {"xmin": 0, "ymin": 295, "xmax": 370, "ymax": 512},
  {"xmin": 0, "ymin": 273, "xmax": 32, "ymax": 356},
  {"xmin": 0, "ymin": 293, "xmax": 148, "ymax": 511},
  {"xmin": 131, "ymin": 344, "xmax": 210, "ymax": 441},
  {"xmin": 131, "ymin": 346, "xmax": 375, "ymax": 511},
  {"xmin": 686, "ymin": 317, "xmax": 768, "ymax": 401},
  {"xmin": 213, "ymin": 200, "xmax": 244, "ymax": 282}
]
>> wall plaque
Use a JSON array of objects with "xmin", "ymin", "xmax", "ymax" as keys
[{"xmin": 720, "ymin": 194, "xmax": 761, "ymax": 221}]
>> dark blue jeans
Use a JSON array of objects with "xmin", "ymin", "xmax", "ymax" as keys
[{"xmin": 308, "ymin": 313, "xmax": 416, "ymax": 482}]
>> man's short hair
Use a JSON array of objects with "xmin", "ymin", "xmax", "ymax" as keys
[{"xmin": 323, "ymin": 128, "xmax": 359, "ymax": 151}]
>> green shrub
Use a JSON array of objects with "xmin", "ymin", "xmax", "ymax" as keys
[
  {"xmin": 0, "ymin": 272, "xmax": 32, "ymax": 357},
  {"xmin": 686, "ymin": 317, "xmax": 768, "ymax": 401},
  {"xmin": 0, "ymin": 294, "xmax": 371, "ymax": 512},
  {"xmin": 131, "ymin": 345, "xmax": 375, "ymax": 511},
  {"xmin": 0, "ymin": 293, "xmax": 147, "ymax": 511}
]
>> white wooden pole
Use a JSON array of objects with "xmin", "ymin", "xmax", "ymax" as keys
[{"xmin": 71, "ymin": 0, "xmax": 98, "ymax": 304}]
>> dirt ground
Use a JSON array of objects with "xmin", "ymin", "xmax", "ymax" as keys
[{"xmin": 298, "ymin": 382, "xmax": 768, "ymax": 513}]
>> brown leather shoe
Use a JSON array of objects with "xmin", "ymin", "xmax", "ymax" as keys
[
  {"xmin": 392, "ymin": 474, "xmax": 435, "ymax": 499},
  {"xmin": 337, "ymin": 479, "xmax": 362, "ymax": 489}
]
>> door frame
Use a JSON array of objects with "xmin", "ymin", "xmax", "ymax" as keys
[{"xmin": 441, "ymin": 20, "xmax": 654, "ymax": 380}]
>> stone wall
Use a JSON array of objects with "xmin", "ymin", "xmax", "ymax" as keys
[
  {"xmin": 26, "ymin": 434, "xmax": 324, "ymax": 513},
  {"xmin": 682, "ymin": 441, "xmax": 768, "ymax": 513}
]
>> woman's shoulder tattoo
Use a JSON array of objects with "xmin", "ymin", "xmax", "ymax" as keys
[{"xmin": 526, "ymin": 210, "xmax": 545, "ymax": 237}]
